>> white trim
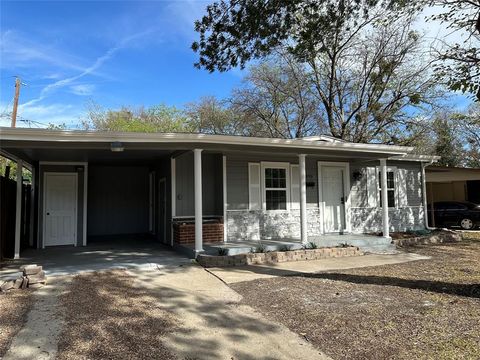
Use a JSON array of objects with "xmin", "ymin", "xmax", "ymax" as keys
[
  {"xmin": 317, "ymin": 161, "xmax": 351, "ymax": 234},
  {"xmin": 260, "ymin": 161, "xmax": 291, "ymax": 212},
  {"xmin": 194, "ymin": 149, "xmax": 203, "ymax": 253},
  {"xmin": 223, "ymin": 155, "xmax": 227, "ymax": 243},
  {"xmin": 14, "ymin": 160, "xmax": 22, "ymax": 259},
  {"xmin": 43, "ymin": 172, "xmax": 78, "ymax": 248},
  {"xmin": 298, "ymin": 154, "xmax": 308, "ymax": 244},
  {"xmin": 83, "ymin": 164, "xmax": 88, "ymax": 246},
  {"xmin": 1, "ymin": 127, "xmax": 413, "ymax": 155}
]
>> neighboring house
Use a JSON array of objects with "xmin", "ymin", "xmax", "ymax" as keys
[
  {"xmin": 426, "ymin": 166, "xmax": 480, "ymax": 205},
  {"xmin": 0, "ymin": 128, "xmax": 439, "ymax": 259}
]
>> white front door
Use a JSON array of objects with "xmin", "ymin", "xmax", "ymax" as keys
[
  {"xmin": 322, "ymin": 166, "xmax": 346, "ymax": 233},
  {"xmin": 44, "ymin": 173, "xmax": 77, "ymax": 246}
]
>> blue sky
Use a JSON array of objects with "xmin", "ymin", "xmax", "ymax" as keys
[
  {"xmin": 0, "ymin": 1, "xmax": 473, "ymax": 128},
  {"xmin": 0, "ymin": 0, "xmax": 245, "ymax": 127}
]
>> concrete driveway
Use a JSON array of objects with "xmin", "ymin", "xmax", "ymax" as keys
[{"xmin": 0, "ymin": 238, "xmax": 191, "ymax": 277}]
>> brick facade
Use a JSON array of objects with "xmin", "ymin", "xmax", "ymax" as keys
[{"xmin": 173, "ymin": 221, "xmax": 224, "ymax": 244}]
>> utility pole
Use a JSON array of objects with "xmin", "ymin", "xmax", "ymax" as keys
[{"xmin": 11, "ymin": 77, "xmax": 21, "ymax": 128}]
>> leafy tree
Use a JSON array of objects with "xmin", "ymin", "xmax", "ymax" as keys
[
  {"xmin": 433, "ymin": 116, "xmax": 464, "ymax": 167},
  {"xmin": 192, "ymin": 0, "xmax": 417, "ymax": 72},
  {"xmin": 185, "ymin": 96, "xmax": 261, "ymax": 135},
  {"xmin": 428, "ymin": 0, "xmax": 480, "ymax": 100},
  {"xmin": 193, "ymin": 1, "xmax": 440, "ymax": 143},
  {"xmin": 452, "ymin": 103, "xmax": 480, "ymax": 167},
  {"xmin": 82, "ymin": 102, "xmax": 194, "ymax": 133}
]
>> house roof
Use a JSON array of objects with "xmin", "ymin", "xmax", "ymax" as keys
[{"xmin": 0, "ymin": 127, "xmax": 437, "ymax": 165}]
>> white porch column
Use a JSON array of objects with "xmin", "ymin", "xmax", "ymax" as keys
[
  {"xmin": 299, "ymin": 154, "xmax": 308, "ymax": 244},
  {"xmin": 380, "ymin": 158, "xmax": 390, "ymax": 239},
  {"xmin": 194, "ymin": 149, "xmax": 203, "ymax": 253},
  {"xmin": 14, "ymin": 160, "xmax": 23, "ymax": 259}
]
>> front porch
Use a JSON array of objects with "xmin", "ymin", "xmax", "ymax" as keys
[{"xmin": 179, "ymin": 233, "xmax": 395, "ymax": 257}]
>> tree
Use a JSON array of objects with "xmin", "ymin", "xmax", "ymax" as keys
[
  {"xmin": 428, "ymin": 0, "xmax": 480, "ymax": 100},
  {"xmin": 219, "ymin": 14, "xmax": 441, "ymax": 142},
  {"xmin": 452, "ymin": 103, "xmax": 480, "ymax": 167},
  {"xmin": 230, "ymin": 57, "xmax": 323, "ymax": 138},
  {"xmin": 192, "ymin": 0, "xmax": 415, "ymax": 72},
  {"xmin": 185, "ymin": 96, "xmax": 261, "ymax": 136},
  {"xmin": 82, "ymin": 102, "xmax": 194, "ymax": 133},
  {"xmin": 432, "ymin": 115, "xmax": 464, "ymax": 167}
]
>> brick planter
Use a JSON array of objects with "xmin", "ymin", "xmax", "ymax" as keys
[
  {"xmin": 173, "ymin": 221, "xmax": 224, "ymax": 245},
  {"xmin": 197, "ymin": 246, "xmax": 363, "ymax": 268},
  {"xmin": 393, "ymin": 230, "xmax": 462, "ymax": 247}
]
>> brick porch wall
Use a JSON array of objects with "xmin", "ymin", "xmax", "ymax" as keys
[{"xmin": 173, "ymin": 222, "xmax": 224, "ymax": 244}]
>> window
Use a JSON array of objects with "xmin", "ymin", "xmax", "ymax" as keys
[
  {"xmin": 249, "ymin": 162, "xmax": 292, "ymax": 211},
  {"xmin": 265, "ymin": 167, "xmax": 288, "ymax": 210},
  {"xmin": 378, "ymin": 169, "xmax": 396, "ymax": 208}
]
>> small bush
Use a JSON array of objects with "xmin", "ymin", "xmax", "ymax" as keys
[
  {"xmin": 337, "ymin": 242, "xmax": 350, "ymax": 248},
  {"xmin": 217, "ymin": 247, "xmax": 228, "ymax": 256},
  {"xmin": 308, "ymin": 242, "xmax": 318, "ymax": 249},
  {"xmin": 279, "ymin": 244, "xmax": 293, "ymax": 252},
  {"xmin": 251, "ymin": 242, "xmax": 268, "ymax": 253}
]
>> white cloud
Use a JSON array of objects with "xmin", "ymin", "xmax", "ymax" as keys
[
  {"xmin": 69, "ymin": 84, "xmax": 95, "ymax": 96},
  {"xmin": 0, "ymin": 30, "xmax": 87, "ymax": 72},
  {"xmin": 22, "ymin": 29, "xmax": 154, "ymax": 108}
]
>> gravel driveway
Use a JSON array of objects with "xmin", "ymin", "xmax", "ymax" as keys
[
  {"xmin": 0, "ymin": 290, "xmax": 34, "ymax": 357},
  {"xmin": 56, "ymin": 270, "xmax": 178, "ymax": 360}
]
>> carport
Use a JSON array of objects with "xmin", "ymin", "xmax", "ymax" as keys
[{"xmin": 0, "ymin": 127, "xmax": 226, "ymax": 259}]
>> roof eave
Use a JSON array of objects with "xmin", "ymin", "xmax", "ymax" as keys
[{"xmin": 0, "ymin": 127, "xmax": 414, "ymax": 156}]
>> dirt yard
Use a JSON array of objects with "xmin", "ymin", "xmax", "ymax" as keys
[
  {"xmin": 56, "ymin": 270, "xmax": 178, "ymax": 360},
  {"xmin": 231, "ymin": 239, "xmax": 480, "ymax": 360},
  {"xmin": 0, "ymin": 289, "xmax": 34, "ymax": 357}
]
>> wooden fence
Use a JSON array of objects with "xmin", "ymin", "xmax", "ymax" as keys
[{"xmin": 0, "ymin": 176, "xmax": 31, "ymax": 262}]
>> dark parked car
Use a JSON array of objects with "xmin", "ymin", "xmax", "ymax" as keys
[{"xmin": 428, "ymin": 201, "xmax": 480, "ymax": 230}]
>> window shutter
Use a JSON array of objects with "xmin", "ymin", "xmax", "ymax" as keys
[
  {"xmin": 290, "ymin": 165, "xmax": 300, "ymax": 209},
  {"xmin": 366, "ymin": 167, "xmax": 378, "ymax": 207},
  {"xmin": 397, "ymin": 168, "xmax": 408, "ymax": 207},
  {"xmin": 248, "ymin": 163, "xmax": 261, "ymax": 210}
]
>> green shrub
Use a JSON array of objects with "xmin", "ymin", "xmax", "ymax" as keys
[{"xmin": 217, "ymin": 247, "xmax": 228, "ymax": 256}]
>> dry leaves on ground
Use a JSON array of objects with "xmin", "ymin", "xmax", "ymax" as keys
[
  {"xmin": 0, "ymin": 289, "xmax": 34, "ymax": 357},
  {"xmin": 57, "ymin": 270, "xmax": 178, "ymax": 360},
  {"xmin": 232, "ymin": 240, "xmax": 480, "ymax": 360}
]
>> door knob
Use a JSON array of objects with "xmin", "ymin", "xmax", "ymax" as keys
[{"xmin": 47, "ymin": 212, "xmax": 50, "ymax": 215}]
